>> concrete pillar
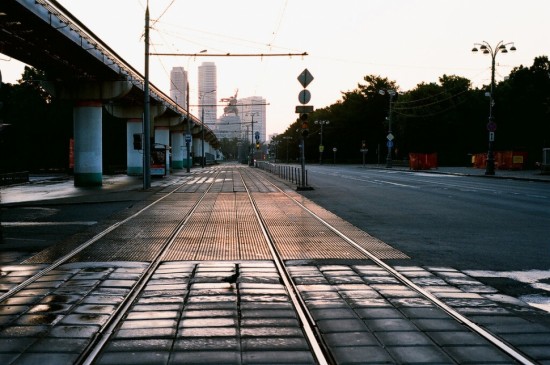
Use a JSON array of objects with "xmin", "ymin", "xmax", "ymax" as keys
[
  {"xmin": 155, "ymin": 127, "xmax": 170, "ymax": 173},
  {"xmin": 171, "ymin": 131, "xmax": 184, "ymax": 169},
  {"xmin": 127, "ymin": 119, "xmax": 143, "ymax": 176},
  {"xmin": 193, "ymin": 136, "xmax": 201, "ymax": 165},
  {"xmin": 183, "ymin": 134, "xmax": 193, "ymax": 169},
  {"xmin": 73, "ymin": 101, "xmax": 102, "ymax": 186}
]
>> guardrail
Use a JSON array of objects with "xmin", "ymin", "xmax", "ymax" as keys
[
  {"xmin": 0, "ymin": 171, "xmax": 29, "ymax": 186},
  {"xmin": 255, "ymin": 162, "xmax": 308, "ymax": 186}
]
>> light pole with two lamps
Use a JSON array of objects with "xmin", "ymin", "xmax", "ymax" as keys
[
  {"xmin": 471, "ymin": 40, "xmax": 516, "ymax": 175},
  {"xmin": 314, "ymin": 120, "xmax": 329, "ymax": 164},
  {"xmin": 379, "ymin": 89, "xmax": 396, "ymax": 168}
]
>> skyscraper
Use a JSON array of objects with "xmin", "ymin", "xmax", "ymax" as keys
[
  {"xmin": 170, "ymin": 67, "xmax": 187, "ymax": 109},
  {"xmin": 238, "ymin": 96, "xmax": 267, "ymax": 143},
  {"xmin": 198, "ymin": 62, "xmax": 217, "ymax": 126}
]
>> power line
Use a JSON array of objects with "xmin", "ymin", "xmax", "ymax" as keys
[{"xmin": 150, "ymin": 52, "xmax": 308, "ymax": 57}]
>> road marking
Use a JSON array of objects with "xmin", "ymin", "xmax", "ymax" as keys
[
  {"xmin": 466, "ymin": 269, "xmax": 550, "ymax": 314},
  {"xmin": 2, "ymin": 221, "xmax": 97, "ymax": 227}
]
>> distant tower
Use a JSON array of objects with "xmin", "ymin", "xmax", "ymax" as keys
[
  {"xmin": 238, "ymin": 96, "xmax": 267, "ymax": 142},
  {"xmin": 198, "ymin": 62, "xmax": 217, "ymax": 126},
  {"xmin": 170, "ymin": 67, "xmax": 187, "ymax": 109}
]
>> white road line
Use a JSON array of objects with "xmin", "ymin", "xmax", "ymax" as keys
[{"xmin": 2, "ymin": 221, "xmax": 98, "ymax": 227}]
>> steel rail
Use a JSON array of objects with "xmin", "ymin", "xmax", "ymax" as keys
[
  {"xmin": 0, "ymin": 183, "xmax": 193, "ymax": 304},
  {"xmin": 254, "ymin": 168, "xmax": 537, "ymax": 365},
  {"xmin": 78, "ymin": 170, "xmax": 222, "ymax": 365},
  {"xmin": 238, "ymin": 168, "xmax": 331, "ymax": 365}
]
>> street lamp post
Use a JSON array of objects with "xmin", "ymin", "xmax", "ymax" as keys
[
  {"xmin": 246, "ymin": 112, "xmax": 258, "ymax": 166},
  {"xmin": 472, "ymin": 41, "xmax": 516, "ymax": 175},
  {"xmin": 186, "ymin": 83, "xmax": 191, "ymax": 173},
  {"xmin": 379, "ymin": 89, "xmax": 396, "ymax": 168},
  {"xmin": 314, "ymin": 120, "xmax": 329, "ymax": 164}
]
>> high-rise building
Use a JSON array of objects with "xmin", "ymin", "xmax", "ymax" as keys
[
  {"xmin": 237, "ymin": 96, "xmax": 267, "ymax": 143},
  {"xmin": 198, "ymin": 62, "xmax": 217, "ymax": 126},
  {"xmin": 170, "ymin": 67, "xmax": 187, "ymax": 109}
]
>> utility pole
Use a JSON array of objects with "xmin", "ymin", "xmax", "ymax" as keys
[
  {"xmin": 143, "ymin": 4, "xmax": 151, "ymax": 189},
  {"xmin": 186, "ymin": 82, "xmax": 191, "ymax": 173}
]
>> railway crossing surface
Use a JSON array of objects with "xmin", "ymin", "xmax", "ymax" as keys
[{"xmin": 1, "ymin": 165, "xmax": 549, "ymax": 364}]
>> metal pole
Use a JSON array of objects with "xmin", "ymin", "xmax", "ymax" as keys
[
  {"xmin": 319, "ymin": 124, "xmax": 323, "ymax": 164},
  {"xmin": 386, "ymin": 92, "xmax": 394, "ymax": 168},
  {"xmin": 186, "ymin": 82, "xmax": 191, "ymax": 173},
  {"xmin": 201, "ymin": 107, "xmax": 205, "ymax": 168},
  {"xmin": 250, "ymin": 114, "xmax": 254, "ymax": 166},
  {"xmin": 486, "ymin": 46, "xmax": 497, "ymax": 176},
  {"xmin": 143, "ymin": 5, "xmax": 151, "ymax": 189},
  {"xmin": 301, "ymin": 137, "xmax": 306, "ymax": 187}
]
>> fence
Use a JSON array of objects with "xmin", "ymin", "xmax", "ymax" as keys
[
  {"xmin": 471, "ymin": 151, "xmax": 528, "ymax": 170},
  {"xmin": 409, "ymin": 153, "xmax": 438, "ymax": 170},
  {"xmin": 255, "ymin": 162, "xmax": 308, "ymax": 186}
]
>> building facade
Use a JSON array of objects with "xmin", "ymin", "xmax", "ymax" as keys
[
  {"xmin": 170, "ymin": 67, "xmax": 188, "ymax": 109},
  {"xmin": 237, "ymin": 96, "xmax": 267, "ymax": 144},
  {"xmin": 198, "ymin": 62, "xmax": 217, "ymax": 126}
]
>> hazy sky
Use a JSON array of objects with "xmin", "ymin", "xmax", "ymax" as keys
[{"xmin": 1, "ymin": 0, "xmax": 549, "ymax": 137}]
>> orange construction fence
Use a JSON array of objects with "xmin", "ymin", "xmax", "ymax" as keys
[
  {"xmin": 409, "ymin": 153, "xmax": 438, "ymax": 170},
  {"xmin": 471, "ymin": 151, "xmax": 528, "ymax": 170}
]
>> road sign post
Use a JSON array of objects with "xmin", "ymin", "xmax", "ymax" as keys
[{"xmin": 296, "ymin": 69, "xmax": 314, "ymax": 191}]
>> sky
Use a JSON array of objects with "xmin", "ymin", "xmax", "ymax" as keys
[{"xmin": 1, "ymin": 0, "xmax": 549, "ymax": 137}]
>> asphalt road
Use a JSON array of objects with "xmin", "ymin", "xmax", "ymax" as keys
[{"xmin": 300, "ymin": 165, "xmax": 550, "ymax": 272}]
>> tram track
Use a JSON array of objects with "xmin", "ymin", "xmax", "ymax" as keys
[
  {"xmin": 0, "ymin": 165, "xmax": 544, "ymax": 364},
  {"xmin": 243, "ymin": 166, "xmax": 538, "ymax": 365}
]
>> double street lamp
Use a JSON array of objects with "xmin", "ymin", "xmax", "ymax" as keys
[
  {"xmin": 379, "ymin": 89, "xmax": 396, "ymax": 168},
  {"xmin": 472, "ymin": 41, "xmax": 516, "ymax": 175},
  {"xmin": 314, "ymin": 120, "xmax": 330, "ymax": 164}
]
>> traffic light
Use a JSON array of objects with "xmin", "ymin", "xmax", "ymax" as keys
[
  {"xmin": 300, "ymin": 113, "xmax": 309, "ymax": 137},
  {"xmin": 256, "ymin": 142, "xmax": 260, "ymax": 150},
  {"xmin": 133, "ymin": 133, "xmax": 142, "ymax": 150}
]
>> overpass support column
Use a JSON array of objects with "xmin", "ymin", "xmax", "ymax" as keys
[
  {"xmin": 193, "ymin": 136, "xmax": 201, "ymax": 166},
  {"xmin": 73, "ymin": 101, "xmax": 102, "ymax": 186},
  {"xmin": 127, "ymin": 119, "xmax": 143, "ymax": 176},
  {"xmin": 171, "ymin": 131, "xmax": 184, "ymax": 169},
  {"xmin": 155, "ymin": 127, "xmax": 170, "ymax": 174}
]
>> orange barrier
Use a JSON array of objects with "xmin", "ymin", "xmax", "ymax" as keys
[
  {"xmin": 471, "ymin": 151, "xmax": 528, "ymax": 170},
  {"xmin": 409, "ymin": 153, "xmax": 438, "ymax": 170}
]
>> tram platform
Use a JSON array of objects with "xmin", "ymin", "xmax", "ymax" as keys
[{"xmin": 1, "ymin": 166, "xmax": 550, "ymax": 365}]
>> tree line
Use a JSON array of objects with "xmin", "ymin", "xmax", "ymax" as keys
[
  {"xmin": 270, "ymin": 56, "xmax": 550, "ymax": 167},
  {"xmin": 2, "ymin": 56, "xmax": 549, "ymax": 172}
]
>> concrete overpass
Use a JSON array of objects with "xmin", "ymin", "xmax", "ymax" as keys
[{"xmin": 0, "ymin": 0, "xmax": 220, "ymax": 186}]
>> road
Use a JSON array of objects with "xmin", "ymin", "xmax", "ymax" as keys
[
  {"xmin": 299, "ymin": 165, "xmax": 550, "ymax": 311},
  {"xmin": 301, "ymin": 165, "xmax": 550, "ymax": 271}
]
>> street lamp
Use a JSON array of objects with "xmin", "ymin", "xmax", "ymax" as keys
[
  {"xmin": 199, "ymin": 89, "xmax": 216, "ymax": 168},
  {"xmin": 379, "ymin": 89, "xmax": 396, "ymax": 168},
  {"xmin": 314, "ymin": 120, "xmax": 330, "ymax": 164},
  {"xmin": 472, "ymin": 40, "xmax": 516, "ymax": 175}
]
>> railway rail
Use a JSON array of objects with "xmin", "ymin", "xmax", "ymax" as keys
[{"xmin": 0, "ymin": 165, "xmax": 543, "ymax": 364}]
